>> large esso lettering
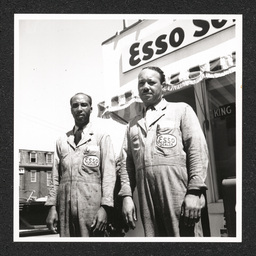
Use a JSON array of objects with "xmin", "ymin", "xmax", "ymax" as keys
[
  {"xmin": 211, "ymin": 19, "xmax": 227, "ymax": 29},
  {"xmin": 193, "ymin": 20, "xmax": 210, "ymax": 37},
  {"xmin": 142, "ymin": 41, "xmax": 154, "ymax": 61},
  {"xmin": 155, "ymin": 34, "xmax": 168, "ymax": 55},
  {"xmin": 129, "ymin": 42, "xmax": 141, "ymax": 66},
  {"xmin": 129, "ymin": 27, "xmax": 185, "ymax": 67},
  {"xmin": 127, "ymin": 19, "xmax": 233, "ymax": 68},
  {"xmin": 169, "ymin": 27, "xmax": 185, "ymax": 47},
  {"xmin": 193, "ymin": 19, "xmax": 228, "ymax": 37}
]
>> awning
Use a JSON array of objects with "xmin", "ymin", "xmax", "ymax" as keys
[
  {"xmin": 98, "ymin": 52, "xmax": 236, "ymax": 123},
  {"xmin": 164, "ymin": 52, "xmax": 236, "ymax": 94},
  {"xmin": 98, "ymin": 88, "xmax": 144, "ymax": 124}
]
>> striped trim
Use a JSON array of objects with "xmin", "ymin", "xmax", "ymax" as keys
[
  {"xmin": 164, "ymin": 52, "xmax": 236, "ymax": 93},
  {"xmin": 98, "ymin": 52, "xmax": 236, "ymax": 122}
]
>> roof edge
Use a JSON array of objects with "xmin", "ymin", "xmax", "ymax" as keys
[{"xmin": 101, "ymin": 19, "xmax": 144, "ymax": 45}]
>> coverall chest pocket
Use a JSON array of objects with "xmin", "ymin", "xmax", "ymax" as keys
[
  {"xmin": 81, "ymin": 145, "xmax": 100, "ymax": 175},
  {"xmin": 155, "ymin": 125, "xmax": 180, "ymax": 157}
]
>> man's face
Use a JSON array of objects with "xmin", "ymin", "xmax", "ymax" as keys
[
  {"xmin": 71, "ymin": 94, "xmax": 92, "ymax": 127},
  {"xmin": 138, "ymin": 69, "xmax": 163, "ymax": 107}
]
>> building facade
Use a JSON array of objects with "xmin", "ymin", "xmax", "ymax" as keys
[
  {"xmin": 98, "ymin": 17, "xmax": 241, "ymax": 237},
  {"xmin": 19, "ymin": 149, "xmax": 53, "ymax": 200}
]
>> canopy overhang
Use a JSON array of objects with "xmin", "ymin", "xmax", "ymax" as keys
[{"xmin": 98, "ymin": 52, "xmax": 236, "ymax": 124}]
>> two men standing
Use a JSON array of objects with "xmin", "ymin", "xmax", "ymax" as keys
[{"xmin": 46, "ymin": 66, "xmax": 209, "ymax": 237}]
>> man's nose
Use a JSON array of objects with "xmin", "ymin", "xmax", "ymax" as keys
[{"xmin": 143, "ymin": 83, "xmax": 150, "ymax": 92}]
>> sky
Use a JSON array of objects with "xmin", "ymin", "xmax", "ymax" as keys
[
  {"xmin": 14, "ymin": 15, "xmax": 144, "ymax": 238},
  {"xmin": 15, "ymin": 15, "xmax": 137, "ymax": 151}
]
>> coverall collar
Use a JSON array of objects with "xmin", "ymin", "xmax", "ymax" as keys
[
  {"xmin": 139, "ymin": 98, "xmax": 167, "ymax": 130},
  {"xmin": 67, "ymin": 122, "xmax": 93, "ymax": 149}
]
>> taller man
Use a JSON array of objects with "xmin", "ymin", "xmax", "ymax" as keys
[{"xmin": 119, "ymin": 67, "xmax": 209, "ymax": 237}]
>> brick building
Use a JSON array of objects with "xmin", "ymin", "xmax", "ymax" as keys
[{"xmin": 19, "ymin": 149, "xmax": 54, "ymax": 200}]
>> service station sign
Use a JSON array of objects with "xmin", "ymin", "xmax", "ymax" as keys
[{"xmin": 122, "ymin": 19, "xmax": 236, "ymax": 73}]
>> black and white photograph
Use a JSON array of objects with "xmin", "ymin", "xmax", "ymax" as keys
[{"xmin": 14, "ymin": 14, "xmax": 242, "ymax": 242}]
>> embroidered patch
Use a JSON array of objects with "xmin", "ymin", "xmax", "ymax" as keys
[
  {"xmin": 83, "ymin": 156, "xmax": 99, "ymax": 168},
  {"xmin": 156, "ymin": 134, "xmax": 177, "ymax": 148}
]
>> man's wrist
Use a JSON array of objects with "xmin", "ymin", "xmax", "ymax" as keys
[
  {"xmin": 101, "ymin": 205, "xmax": 111, "ymax": 214},
  {"xmin": 186, "ymin": 190, "xmax": 203, "ymax": 197}
]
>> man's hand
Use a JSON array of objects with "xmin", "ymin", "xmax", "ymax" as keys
[
  {"xmin": 46, "ymin": 206, "xmax": 58, "ymax": 233},
  {"xmin": 91, "ymin": 206, "xmax": 108, "ymax": 233},
  {"xmin": 122, "ymin": 196, "xmax": 137, "ymax": 230},
  {"xmin": 181, "ymin": 193, "xmax": 205, "ymax": 227}
]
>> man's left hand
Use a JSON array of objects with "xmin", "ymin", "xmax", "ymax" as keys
[
  {"xmin": 91, "ymin": 206, "xmax": 108, "ymax": 232},
  {"xmin": 181, "ymin": 193, "xmax": 205, "ymax": 227}
]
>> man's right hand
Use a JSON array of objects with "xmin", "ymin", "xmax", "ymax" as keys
[
  {"xmin": 46, "ymin": 206, "xmax": 58, "ymax": 233},
  {"xmin": 122, "ymin": 196, "xmax": 137, "ymax": 230}
]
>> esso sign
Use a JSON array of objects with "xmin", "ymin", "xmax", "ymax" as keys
[
  {"xmin": 129, "ymin": 27, "xmax": 185, "ymax": 66},
  {"xmin": 122, "ymin": 19, "xmax": 235, "ymax": 72}
]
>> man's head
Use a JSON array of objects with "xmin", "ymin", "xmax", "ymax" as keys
[
  {"xmin": 138, "ymin": 66, "xmax": 166, "ymax": 107},
  {"xmin": 70, "ymin": 93, "xmax": 92, "ymax": 127}
]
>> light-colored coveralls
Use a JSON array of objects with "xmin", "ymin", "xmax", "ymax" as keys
[
  {"xmin": 45, "ymin": 121, "xmax": 116, "ymax": 237},
  {"xmin": 119, "ymin": 99, "xmax": 209, "ymax": 237}
]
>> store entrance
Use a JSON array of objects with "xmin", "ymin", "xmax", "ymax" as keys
[
  {"xmin": 164, "ymin": 86, "xmax": 197, "ymax": 114},
  {"xmin": 205, "ymin": 73, "xmax": 236, "ymax": 199}
]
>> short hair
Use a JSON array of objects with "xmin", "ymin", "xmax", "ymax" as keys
[
  {"xmin": 142, "ymin": 66, "xmax": 166, "ymax": 84},
  {"xmin": 70, "ymin": 93, "xmax": 92, "ymax": 106}
]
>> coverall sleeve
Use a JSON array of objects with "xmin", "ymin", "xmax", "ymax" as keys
[
  {"xmin": 45, "ymin": 139, "xmax": 61, "ymax": 206},
  {"xmin": 100, "ymin": 133, "xmax": 116, "ymax": 207},
  {"xmin": 181, "ymin": 104, "xmax": 209, "ymax": 191},
  {"xmin": 118, "ymin": 126, "xmax": 136, "ymax": 198}
]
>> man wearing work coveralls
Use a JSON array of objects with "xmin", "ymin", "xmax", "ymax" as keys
[
  {"xmin": 119, "ymin": 67, "xmax": 209, "ymax": 237},
  {"xmin": 45, "ymin": 93, "xmax": 116, "ymax": 237}
]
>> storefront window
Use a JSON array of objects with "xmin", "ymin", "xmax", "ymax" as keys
[
  {"xmin": 164, "ymin": 86, "xmax": 197, "ymax": 113},
  {"xmin": 206, "ymin": 73, "xmax": 236, "ymax": 199}
]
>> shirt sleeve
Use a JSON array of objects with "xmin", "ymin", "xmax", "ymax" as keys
[
  {"xmin": 118, "ymin": 125, "xmax": 136, "ymax": 197},
  {"xmin": 181, "ymin": 104, "xmax": 209, "ymax": 191},
  {"xmin": 45, "ymin": 140, "xmax": 60, "ymax": 206},
  {"xmin": 100, "ymin": 133, "xmax": 116, "ymax": 207}
]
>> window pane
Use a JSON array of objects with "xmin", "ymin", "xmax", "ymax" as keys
[
  {"xmin": 30, "ymin": 152, "xmax": 37, "ymax": 163},
  {"xmin": 46, "ymin": 153, "xmax": 52, "ymax": 164},
  {"xmin": 31, "ymin": 170, "xmax": 36, "ymax": 182},
  {"xmin": 47, "ymin": 171, "xmax": 51, "ymax": 186},
  {"xmin": 206, "ymin": 73, "xmax": 236, "ymax": 199}
]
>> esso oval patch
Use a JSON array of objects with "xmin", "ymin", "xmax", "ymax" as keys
[
  {"xmin": 156, "ymin": 134, "xmax": 177, "ymax": 148},
  {"xmin": 83, "ymin": 156, "xmax": 99, "ymax": 168}
]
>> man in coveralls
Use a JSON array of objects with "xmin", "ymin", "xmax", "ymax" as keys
[
  {"xmin": 45, "ymin": 93, "xmax": 116, "ymax": 237},
  {"xmin": 119, "ymin": 67, "xmax": 209, "ymax": 237}
]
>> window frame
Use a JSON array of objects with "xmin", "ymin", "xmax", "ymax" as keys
[
  {"xmin": 46, "ymin": 153, "xmax": 53, "ymax": 164},
  {"xmin": 30, "ymin": 152, "xmax": 37, "ymax": 163},
  {"xmin": 46, "ymin": 171, "xmax": 52, "ymax": 186},
  {"xmin": 30, "ymin": 170, "xmax": 36, "ymax": 182}
]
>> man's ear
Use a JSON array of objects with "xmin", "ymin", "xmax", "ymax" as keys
[{"xmin": 90, "ymin": 106, "xmax": 93, "ymax": 113}]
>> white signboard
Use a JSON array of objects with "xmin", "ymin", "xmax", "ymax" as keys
[{"xmin": 122, "ymin": 19, "xmax": 236, "ymax": 73}]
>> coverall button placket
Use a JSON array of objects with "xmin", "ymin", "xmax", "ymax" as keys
[{"xmin": 144, "ymin": 125, "xmax": 156, "ymax": 167}]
